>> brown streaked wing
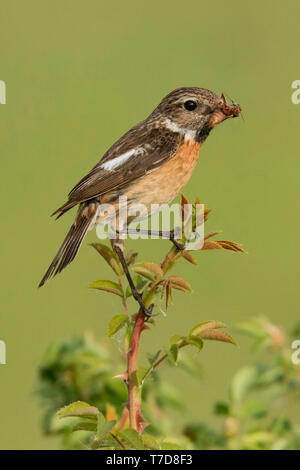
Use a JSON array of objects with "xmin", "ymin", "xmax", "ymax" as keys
[{"xmin": 58, "ymin": 124, "xmax": 180, "ymax": 211}]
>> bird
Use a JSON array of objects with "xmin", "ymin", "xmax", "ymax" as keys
[{"xmin": 39, "ymin": 87, "xmax": 241, "ymax": 316}]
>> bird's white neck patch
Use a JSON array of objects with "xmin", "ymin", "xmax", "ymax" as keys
[{"xmin": 164, "ymin": 118, "xmax": 197, "ymax": 140}]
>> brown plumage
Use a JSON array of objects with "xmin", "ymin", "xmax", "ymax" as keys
[{"xmin": 39, "ymin": 87, "xmax": 241, "ymax": 287}]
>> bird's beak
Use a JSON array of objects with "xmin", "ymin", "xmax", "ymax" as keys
[{"xmin": 209, "ymin": 93, "xmax": 242, "ymax": 128}]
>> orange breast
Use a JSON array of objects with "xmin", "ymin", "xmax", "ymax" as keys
[{"xmin": 126, "ymin": 137, "xmax": 202, "ymax": 208}]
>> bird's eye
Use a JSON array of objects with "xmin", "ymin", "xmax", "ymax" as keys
[{"xmin": 184, "ymin": 100, "xmax": 197, "ymax": 111}]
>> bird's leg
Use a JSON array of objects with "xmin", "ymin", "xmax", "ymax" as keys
[
  {"xmin": 168, "ymin": 229, "xmax": 186, "ymax": 251},
  {"xmin": 117, "ymin": 227, "xmax": 186, "ymax": 251},
  {"xmin": 111, "ymin": 238, "xmax": 154, "ymax": 317}
]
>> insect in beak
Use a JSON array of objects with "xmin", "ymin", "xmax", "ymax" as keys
[
  {"xmin": 209, "ymin": 93, "xmax": 242, "ymax": 127},
  {"xmin": 223, "ymin": 92, "xmax": 244, "ymax": 121}
]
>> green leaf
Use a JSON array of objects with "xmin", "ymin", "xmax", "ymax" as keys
[
  {"xmin": 140, "ymin": 262, "xmax": 163, "ymax": 279},
  {"xmin": 57, "ymin": 401, "xmax": 99, "ymax": 420},
  {"xmin": 214, "ymin": 401, "xmax": 230, "ymax": 416},
  {"xmin": 259, "ymin": 365, "xmax": 284, "ymax": 386},
  {"xmin": 137, "ymin": 365, "xmax": 149, "ymax": 385},
  {"xmin": 92, "ymin": 433, "xmax": 122, "ymax": 449},
  {"xmin": 170, "ymin": 334, "xmax": 184, "ymax": 346},
  {"xmin": 97, "ymin": 411, "xmax": 106, "ymax": 432},
  {"xmin": 259, "ymin": 383, "xmax": 284, "ymax": 402},
  {"xmin": 107, "ymin": 314, "xmax": 128, "ymax": 337},
  {"xmin": 90, "ymin": 280, "xmax": 124, "ymax": 297},
  {"xmin": 230, "ymin": 367, "xmax": 258, "ymax": 403},
  {"xmin": 125, "ymin": 285, "xmax": 133, "ymax": 298},
  {"xmin": 91, "ymin": 243, "xmax": 122, "ymax": 276},
  {"xmin": 117, "ymin": 429, "xmax": 145, "ymax": 450},
  {"xmin": 189, "ymin": 321, "xmax": 226, "ymax": 336},
  {"xmin": 126, "ymin": 276, "xmax": 147, "ymax": 298},
  {"xmin": 169, "ymin": 344, "xmax": 179, "ymax": 364},
  {"xmin": 271, "ymin": 417, "xmax": 291, "ymax": 436},
  {"xmin": 73, "ymin": 420, "xmax": 97, "ymax": 432},
  {"xmin": 97, "ymin": 420, "xmax": 117, "ymax": 438},
  {"xmin": 147, "ymin": 349, "xmax": 161, "ymax": 366},
  {"xmin": 131, "ymin": 266, "xmax": 156, "ymax": 281},
  {"xmin": 250, "ymin": 334, "xmax": 272, "ymax": 352},
  {"xmin": 241, "ymin": 399, "xmax": 268, "ymax": 419},
  {"xmin": 132, "ymin": 262, "xmax": 163, "ymax": 281},
  {"xmin": 243, "ymin": 431, "xmax": 275, "ymax": 450},
  {"xmin": 187, "ymin": 335, "xmax": 203, "ymax": 350},
  {"xmin": 235, "ymin": 318, "xmax": 267, "ymax": 339},
  {"xmin": 125, "ymin": 250, "xmax": 138, "ymax": 267},
  {"xmin": 161, "ymin": 442, "xmax": 183, "ymax": 450},
  {"xmin": 142, "ymin": 434, "xmax": 161, "ymax": 450}
]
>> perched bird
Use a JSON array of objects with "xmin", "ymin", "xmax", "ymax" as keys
[{"xmin": 39, "ymin": 87, "xmax": 241, "ymax": 315}]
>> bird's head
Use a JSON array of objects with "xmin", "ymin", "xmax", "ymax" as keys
[{"xmin": 153, "ymin": 87, "xmax": 241, "ymax": 141}]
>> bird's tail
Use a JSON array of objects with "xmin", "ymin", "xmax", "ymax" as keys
[{"xmin": 39, "ymin": 203, "xmax": 97, "ymax": 287}]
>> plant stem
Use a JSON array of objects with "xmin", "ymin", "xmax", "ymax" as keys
[
  {"xmin": 109, "ymin": 432, "xmax": 126, "ymax": 449},
  {"xmin": 126, "ymin": 310, "xmax": 147, "ymax": 432},
  {"xmin": 118, "ymin": 406, "xmax": 129, "ymax": 430},
  {"xmin": 117, "ymin": 275, "xmax": 129, "ymax": 316},
  {"xmin": 152, "ymin": 343, "xmax": 186, "ymax": 369},
  {"xmin": 126, "ymin": 246, "xmax": 180, "ymax": 432}
]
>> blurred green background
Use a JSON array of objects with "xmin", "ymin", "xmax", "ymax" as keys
[{"xmin": 1, "ymin": 0, "xmax": 299, "ymax": 449}]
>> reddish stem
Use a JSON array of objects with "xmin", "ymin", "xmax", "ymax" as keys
[
  {"xmin": 118, "ymin": 406, "xmax": 129, "ymax": 430},
  {"xmin": 127, "ymin": 310, "xmax": 148, "ymax": 432},
  {"xmin": 125, "ymin": 246, "xmax": 178, "ymax": 432}
]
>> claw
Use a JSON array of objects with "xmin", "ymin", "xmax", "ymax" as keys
[
  {"xmin": 143, "ymin": 303, "xmax": 155, "ymax": 317},
  {"xmin": 139, "ymin": 301, "xmax": 157, "ymax": 318},
  {"xmin": 169, "ymin": 229, "xmax": 186, "ymax": 251},
  {"xmin": 172, "ymin": 239, "xmax": 186, "ymax": 250}
]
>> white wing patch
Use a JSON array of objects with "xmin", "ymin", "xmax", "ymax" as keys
[{"xmin": 100, "ymin": 148, "xmax": 143, "ymax": 171}]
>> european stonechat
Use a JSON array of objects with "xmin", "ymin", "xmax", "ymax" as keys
[{"xmin": 39, "ymin": 87, "xmax": 241, "ymax": 315}]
